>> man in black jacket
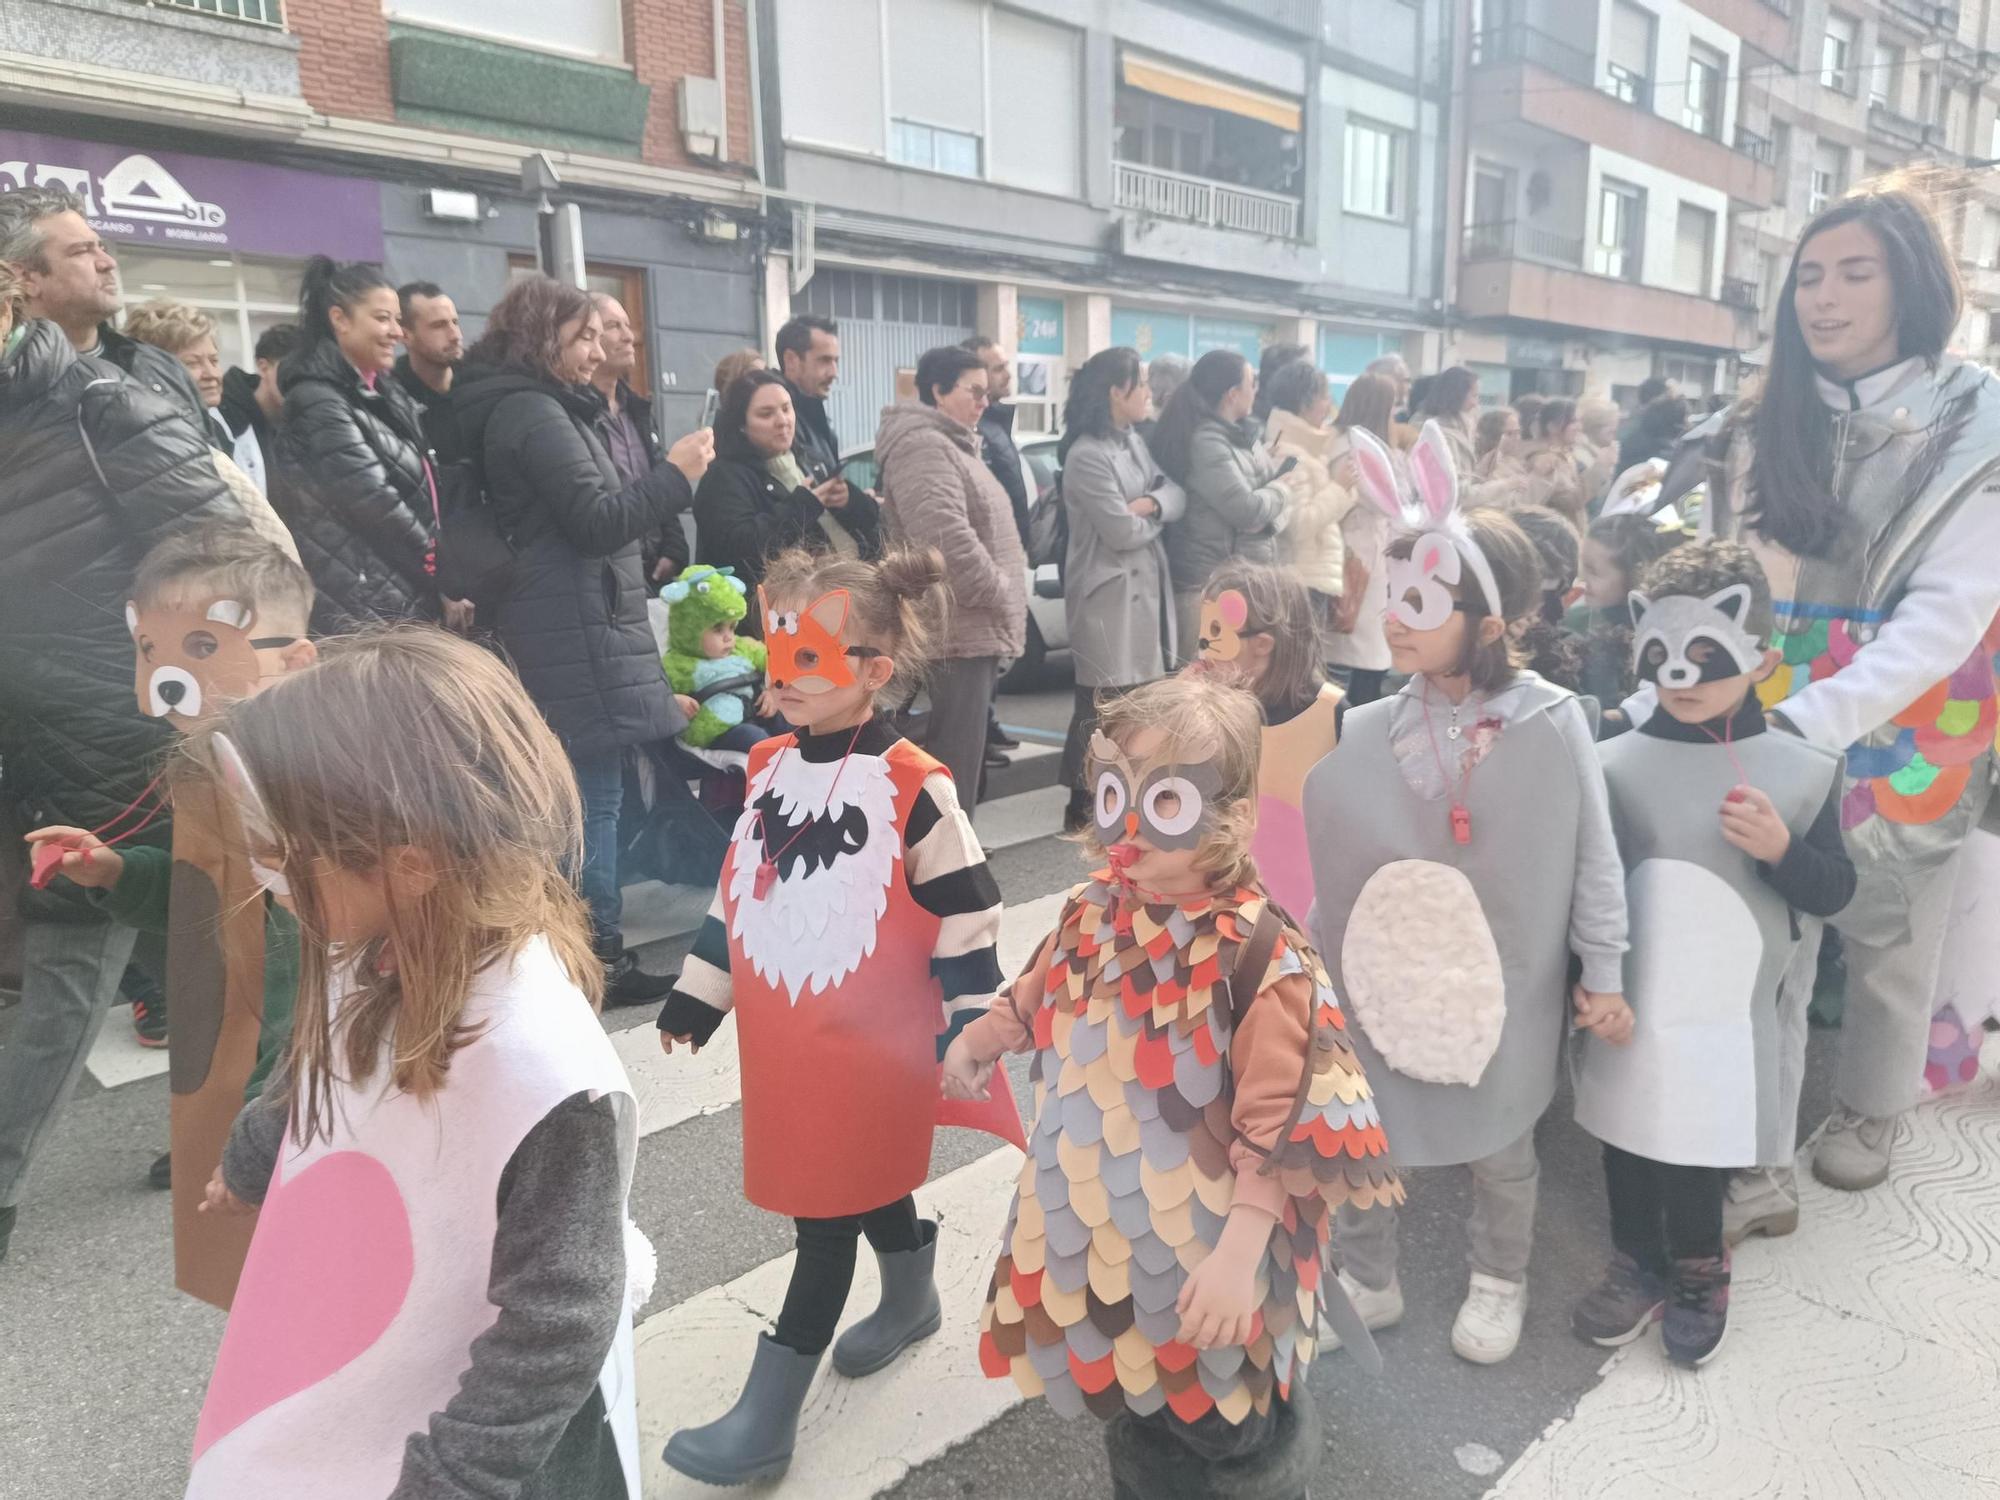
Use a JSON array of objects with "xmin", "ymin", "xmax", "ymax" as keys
[
  {"xmin": 963, "ymin": 335, "xmax": 1028, "ymax": 761},
  {"xmin": 392, "ymin": 280, "xmax": 465, "ymax": 465},
  {"xmin": 0, "ymin": 319, "xmax": 248, "ymax": 1261},
  {"xmin": 217, "ymin": 322, "xmax": 300, "ymax": 494},
  {"xmin": 0, "ymin": 185, "xmax": 210, "ymax": 437},
  {"xmin": 774, "ymin": 314, "xmax": 851, "ymax": 487},
  {"xmin": 589, "ymin": 291, "xmax": 689, "ymax": 584}
]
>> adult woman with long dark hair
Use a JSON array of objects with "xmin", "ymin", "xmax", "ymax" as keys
[
  {"xmin": 1054, "ymin": 346, "xmax": 1184, "ymax": 830},
  {"xmin": 1417, "ymin": 365, "xmax": 1482, "ymax": 480},
  {"xmin": 1152, "ymin": 347, "xmax": 1300, "ymax": 658},
  {"xmin": 270, "ymin": 257, "xmax": 435, "ymax": 631},
  {"xmin": 1322, "ymin": 373, "xmax": 1405, "ymax": 703},
  {"xmin": 1688, "ymin": 189, "xmax": 2000, "ymax": 1224},
  {"xmin": 452, "ymin": 275, "xmax": 712, "ymax": 1004},
  {"xmin": 694, "ymin": 368, "xmax": 879, "ymax": 606}
]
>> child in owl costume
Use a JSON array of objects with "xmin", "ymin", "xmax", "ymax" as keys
[
  {"xmin": 661, "ymin": 564, "xmax": 768, "ymax": 752},
  {"xmin": 945, "ymin": 674, "xmax": 1399, "ymax": 1500}
]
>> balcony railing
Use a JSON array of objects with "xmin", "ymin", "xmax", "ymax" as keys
[
  {"xmin": 1884, "ymin": 0, "xmax": 1954, "ymax": 30},
  {"xmin": 1469, "ymin": 26, "xmax": 1595, "ymax": 88},
  {"xmin": 149, "ymin": 0, "xmax": 285, "ymax": 23},
  {"xmin": 1113, "ymin": 161, "xmax": 1301, "ymax": 240},
  {"xmin": 1757, "ymin": 0, "xmax": 1794, "ymax": 13},
  {"xmin": 1462, "ymin": 219, "xmax": 1585, "ymax": 268},
  {"xmin": 1734, "ymin": 124, "xmax": 1775, "ymax": 163},
  {"xmin": 1203, "ymin": 0, "xmax": 1320, "ymax": 37},
  {"xmin": 1722, "ymin": 277, "xmax": 1760, "ymax": 310},
  {"xmin": 1603, "ymin": 63, "xmax": 1653, "ymax": 112},
  {"xmin": 1868, "ymin": 101, "xmax": 1930, "ymax": 148}
]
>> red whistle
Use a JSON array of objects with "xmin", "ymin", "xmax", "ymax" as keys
[
  {"xmin": 1725, "ymin": 786, "xmax": 1750, "ymax": 804},
  {"xmin": 1450, "ymin": 805, "xmax": 1472, "ymax": 846},
  {"xmin": 29, "ymin": 841, "xmax": 82, "ymax": 890}
]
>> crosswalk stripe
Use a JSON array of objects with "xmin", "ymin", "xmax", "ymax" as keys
[
  {"xmin": 634, "ymin": 1147, "xmax": 1026, "ymax": 1499},
  {"xmin": 613, "ymin": 891, "xmax": 1069, "ymax": 1139},
  {"xmin": 85, "ymin": 1003, "xmax": 170, "ymax": 1089}
]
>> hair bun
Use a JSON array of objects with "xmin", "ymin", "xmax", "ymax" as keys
[{"xmin": 875, "ymin": 545, "xmax": 946, "ymax": 600}]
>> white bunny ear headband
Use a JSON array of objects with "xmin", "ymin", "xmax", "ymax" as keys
[{"xmin": 1347, "ymin": 420, "xmax": 1504, "ymax": 632}]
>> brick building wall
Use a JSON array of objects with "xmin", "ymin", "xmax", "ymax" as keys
[
  {"xmin": 626, "ymin": 0, "xmax": 756, "ymax": 171},
  {"xmin": 292, "ymin": 0, "xmax": 395, "ymax": 122}
]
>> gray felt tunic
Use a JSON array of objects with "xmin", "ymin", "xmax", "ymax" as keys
[
  {"xmin": 1304, "ymin": 674, "xmax": 1626, "ymax": 1168},
  {"xmin": 1575, "ymin": 728, "xmax": 1842, "ymax": 1168}
]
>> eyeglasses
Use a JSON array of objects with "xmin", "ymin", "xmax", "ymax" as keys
[{"xmin": 957, "ymin": 385, "xmax": 991, "ymax": 405}]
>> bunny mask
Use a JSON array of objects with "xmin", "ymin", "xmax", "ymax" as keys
[
  {"xmin": 1630, "ymin": 585, "xmax": 1765, "ymax": 688},
  {"xmin": 1346, "ymin": 420, "xmax": 1503, "ymax": 633}
]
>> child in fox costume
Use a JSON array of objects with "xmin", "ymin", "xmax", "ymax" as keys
[
  {"xmin": 944, "ymin": 674, "xmax": 1400, "ymax": 1500},
  {"xmin": 655, "ymin": 546, "xmax": 1020, "ymax": 1487}
]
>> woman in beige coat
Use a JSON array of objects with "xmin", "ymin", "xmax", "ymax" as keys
[
  {"xmin": 1516, "ymin": 397, "xmax": 1588, "ymax": 530},
  {"xmin": 1261, "ymin": 360, "xmax": 1353, "ymax": 619}
]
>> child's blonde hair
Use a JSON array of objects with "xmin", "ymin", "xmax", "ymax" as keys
[
  {"xmin": 1199, "ymin": 560, "xmax": 1325, "ymax": 718},
  {"xmin": 182, "ymin": 626, "xmax": 599, "ymax": 1143},
  {"xmin": 1090, "ymin": 675, "xmax": 1264, "ymax": 889},
  {"xmin": 132, "ymin": 519, "xmax": 315, "ymax": 627},
  {"xmin": 759, "ymin": 545, "xmax": 949, "ymax": 694}
]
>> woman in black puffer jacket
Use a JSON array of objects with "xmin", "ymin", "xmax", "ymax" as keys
[
  {"xmin": 271, "ymin": 256, "xmax": 437, "ymax": 632},
  {"xmin": 454, "ymin": 276, "xmax": 713, "ymax": 1002}
]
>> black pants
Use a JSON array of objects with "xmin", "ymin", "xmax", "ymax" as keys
[
  {"xmin": 1339, "ymin": 667, "xmax": 1388, "ymax": 706},
  {"xmin": 1061, "ymin": 682, "xmax": 1155, "ymax": 792},
  {"xmin": 771, "ymin": 1194, "xmax": 921, "ymax": 1356},
  {"xmin": 1105, "ymin": 1388, "xmax": 1317, "ymax": 1500},
  {"xmin": 1603, "ymin": 1144, "xmax": 1726, "ymax": 1270}
]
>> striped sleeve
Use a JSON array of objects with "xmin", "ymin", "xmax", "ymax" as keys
[
  {"xmin": 655, "ymin": 884, "xmax": 735, "ymax": 1045},
  {"xmin": 905, "ymin": 770, "xmax": 1004, "ymax": 1054}
]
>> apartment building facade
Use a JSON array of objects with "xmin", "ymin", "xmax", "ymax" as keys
[
  {"xmin": 1, "ymin": 0, "xmax": 764, "ymax": 430},
  {"xmin": 755, "ymin": 0, "xmax": 1453, "ymax": 444},
  {"xmin": 1744, "ymin": 0, "xmax": 2000, "ymax": 364}
]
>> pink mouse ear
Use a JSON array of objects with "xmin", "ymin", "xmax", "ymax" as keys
[
  {"xmin": 1411, "ymin": 422, "xmax": 1460, "ymax": 523},
  {"xmin": 1346, "ymin": 426, "xmax": 1408, "ymax": 523}
]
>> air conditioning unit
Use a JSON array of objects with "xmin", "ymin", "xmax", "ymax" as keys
[{"xmin": 679, "ymin": 77, "xmax": 724, "ymax": 160}]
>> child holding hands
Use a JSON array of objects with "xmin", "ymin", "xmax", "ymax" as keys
[
  {"xmin": 946, "ymin": 673, "xmax": 1399, "ymax": 1500},
  {"xmin": 1571, "ymin": 541, "xmax": 1854, "ymax": 1365},
  {"xmin": 1303, "ymin": 423, "xmax": 1632, "ymax": 1365}
]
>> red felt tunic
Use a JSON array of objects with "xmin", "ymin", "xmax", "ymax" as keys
[{"xmin": 727, "ymin": 737, "xmax": 1011, "ymax": 1219}]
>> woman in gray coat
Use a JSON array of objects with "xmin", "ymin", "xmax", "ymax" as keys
[
  {"xmin": 1056, "ymin": 347, "xmax": 1185, "ymax": 830},
  {"xmin": 1149, "ymin": 348, "xmax": 1299, "ymax": 659}
]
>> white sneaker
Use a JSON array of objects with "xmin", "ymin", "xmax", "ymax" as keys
[
  {"xmin": 1812, "ymin": 1109, "xmax": 1895, "ymax": 1192},
  {"xmin": 1452, "ymin": 1272, "xmax": 1527, "ymax": 1365},
  {"xmin": 1722, "ymin": 1166, "xmax": 1801, "ymax": 1246},
  {"xmin": 1321, "ymin": 1269, "xmax": 1403, "ymax": 1347}
]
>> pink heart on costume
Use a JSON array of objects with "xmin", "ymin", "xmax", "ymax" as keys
[{"xmin": 193, "ymin": 1150, "xmax": 413, "ymax": 1460}]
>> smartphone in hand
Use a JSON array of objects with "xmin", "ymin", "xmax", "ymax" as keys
[
  {"xmin": 698, "ymin": 387, "xmax": 721, "ymax": 430},
  {"xmin": 1273, "ymin": 455, "xmax": 1299, "ymax": 479}
]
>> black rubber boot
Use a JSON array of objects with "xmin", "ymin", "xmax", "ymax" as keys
[
  {"xmin": 662, "ymin": 1334, "xmax": 822, "ymax": 1486},
  {"xmin": 0, "ymin": 1205, "xmax": 16, "ymax": 1264},
  {"xmin": 832, "ymin": 1220, "xmax": 942, "ymax": 1377}
]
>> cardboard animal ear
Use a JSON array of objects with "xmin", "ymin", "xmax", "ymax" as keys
[
  {"xmin": 1215, "ymin": 589, "xmax": 1249, "ymax": 628},
  {"xmin": 756, "ymin": 584, "xmax": 774, "ymax": 632},
  {"xmin": 1346, "ymin": 426, "xmax": 1407, "ymax": 523},
  {"xmin": 1704, "ymin": 582, "xmax": 1754, "ymax": 629},
  {"xmin": 206, "ymin": 599, "xmax": 254, "ymax": 631},
  {"xmin": 1411, "ymin": 422, "xmax": 1460, "ymax": 524},
  {"xmin": 1628, "ymin": 590, "xmax": 1652, "ymax": 628},
  {"xmin": 125, "ymin": 602, "xmax": 139, "ymax": 639},
  {"xmin": 804, "ymin": 588, "xmax": 849, "ymax": 640}
]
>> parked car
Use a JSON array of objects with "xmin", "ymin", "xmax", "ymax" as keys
[{"xmin": 842, "ymin": 437, "xmax": 1069, "ymax": 688}]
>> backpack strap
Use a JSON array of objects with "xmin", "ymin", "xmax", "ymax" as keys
[{"xmin": 1223, "ymin": 899, "xmax": 1284, "ymax": 1035}]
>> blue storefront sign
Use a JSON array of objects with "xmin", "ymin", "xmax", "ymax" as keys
[{"xmin": 1016, "ymin": 295, "xmax": 1065, "ymax": 356}]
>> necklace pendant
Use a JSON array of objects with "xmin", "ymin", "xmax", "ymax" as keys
[
  {"xmin": 1447, "ymin": 723, "xmax": 1463, "ymax": 740},
  {"xmin": 1450, "ymin": 805, "xmax": 1472, "ymax": 845},
  {"xmin": 752, "ymin": 858, "xmax": 778, "ymax": 901}
]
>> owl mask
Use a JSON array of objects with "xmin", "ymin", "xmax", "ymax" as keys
[
  {"xmin": 1630, "ymin": 585, "xmax": 1765, "ymax": 688},
  {"xmin": 1347, "ymin": 420, "xmax": 1503, "ymax": 633},
  {"xmin": 1087, "ymin": 730, "xmax": 1226, "ymax": 852}
]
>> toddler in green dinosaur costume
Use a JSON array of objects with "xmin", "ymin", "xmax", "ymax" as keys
[{"xmin": 662, "ymin": 564, "xmax": 769, "ymax": 752}]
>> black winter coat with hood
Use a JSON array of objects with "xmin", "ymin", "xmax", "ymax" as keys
[
  {"xmin": 452, "ymin": 365, "xmax": 692, "ymax": 754},
  {"xmin": 0, "ymin": 321, "xmax": 246, "ymax": 921},
  {"xmin": 270, "ymin": 338, "xmax": 437, "ymax": 633}
]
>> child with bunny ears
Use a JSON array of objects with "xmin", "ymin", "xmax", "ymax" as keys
[{"xmin": 1301, "ymin": 421, "xmax": 1632, "ymax": 1366}]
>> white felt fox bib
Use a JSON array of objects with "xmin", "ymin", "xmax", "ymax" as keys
[{"xmin": 185, "ymin": 939, "xmax": 641, "ymax": 1500}]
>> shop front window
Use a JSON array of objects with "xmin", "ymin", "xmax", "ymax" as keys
[{"xmin": 116, "ymin": 249, "xmax": 302, "ymax": 369}]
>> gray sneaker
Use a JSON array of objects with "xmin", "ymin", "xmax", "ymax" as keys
[
  {"xmin": 1722, "ymin": 1166, "xmax": 1800, "ymax": 1246},
  {"xmin": 1812, "ymin": 1109, "xmax": 1895, "ymax": 1192}
]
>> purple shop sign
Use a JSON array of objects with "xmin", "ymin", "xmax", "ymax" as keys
[{"xmin": 0, "ymin": 130, "xmax": 383, "ymax": 263}]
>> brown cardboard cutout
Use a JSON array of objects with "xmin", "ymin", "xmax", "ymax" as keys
[{"xmin": 129, "ymin": 593, "xmax": 280, "ymax": 1308}]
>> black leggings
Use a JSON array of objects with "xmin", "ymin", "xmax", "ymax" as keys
[
  {"xmin": 1602, "ymin": 1144, "xmax": 1726, "ymax": 1269},
  {"xmin": 771, "ymin": 1195, "xmax": 922, "ymax": 1356}
]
